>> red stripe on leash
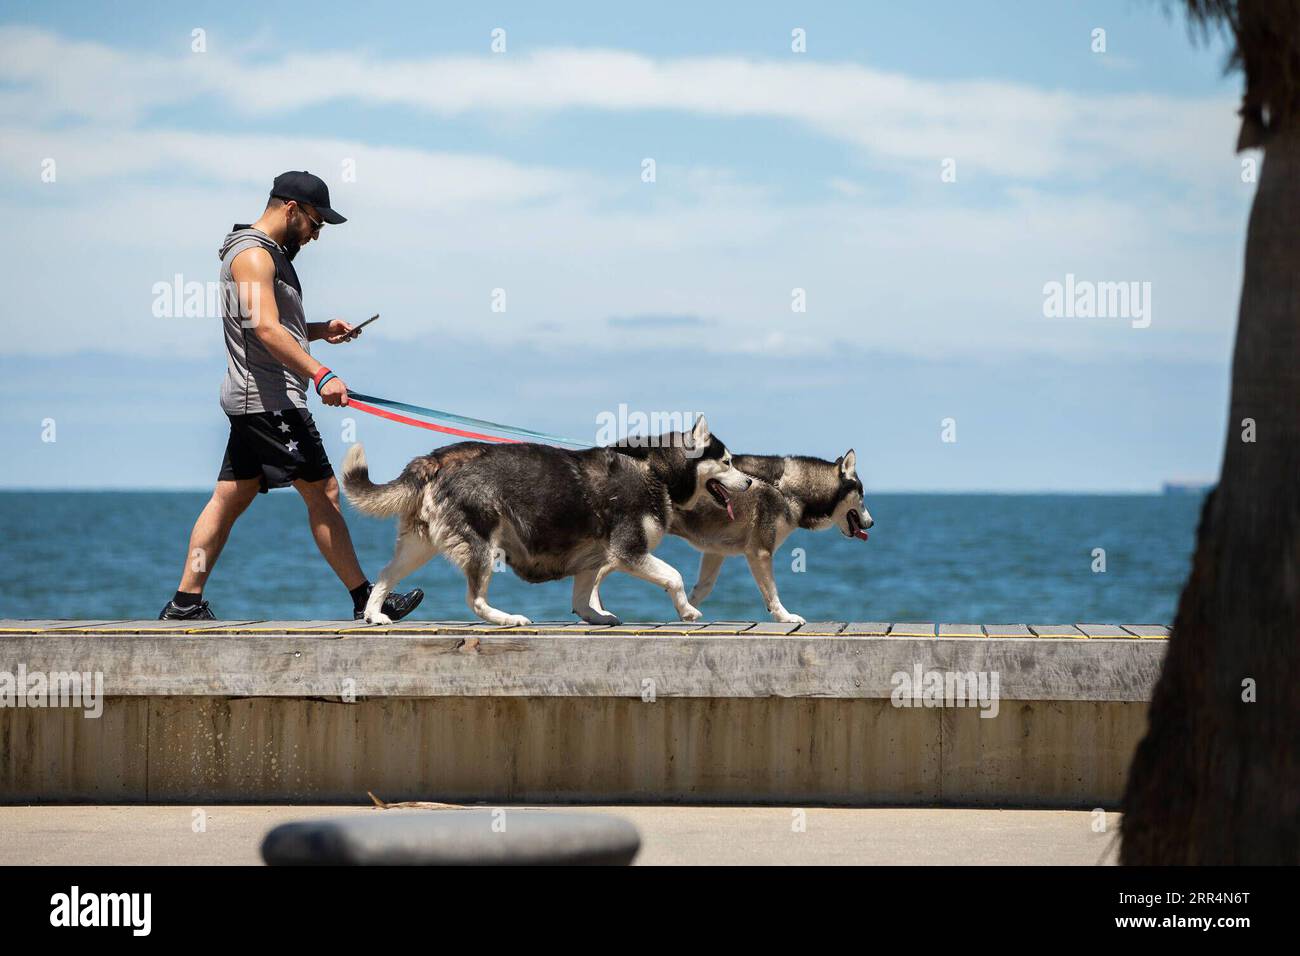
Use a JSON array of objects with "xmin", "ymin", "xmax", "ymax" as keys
[{"xmin": 346, "ymin": 399, "xmax": 518, "ymax": 444}]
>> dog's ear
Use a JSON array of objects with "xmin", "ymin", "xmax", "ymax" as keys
[
  {"xmin": 840, "ymin": 449, "xmax": 857, "ymax": 478},
  {"xmin": 688, "ymin": 415, "xmax": 711, "ymax": 450}
]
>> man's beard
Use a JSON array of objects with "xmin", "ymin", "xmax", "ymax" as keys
[{"xmin": 282, "ymin": 210, "xmax": 308, "ymax": 260}]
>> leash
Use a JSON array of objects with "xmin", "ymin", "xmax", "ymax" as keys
[
  {"xmin": 346, "ymin": 390, "xmax": 589, "ymax": 448},
  {"xmin": 347, "ymin": 397, "xmax": 517, "ymax": 443}
]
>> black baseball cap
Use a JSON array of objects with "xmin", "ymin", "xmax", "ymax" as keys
[{"xmin": 270, "ymin": 170, "xmax": 347, "ymax": 224}]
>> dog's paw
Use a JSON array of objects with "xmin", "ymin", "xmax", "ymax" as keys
[
  {"xmin": 774, "ymin": 611, "xmax": 806, "ymax": 625},
  {"xmin": 366, "ymin": 612, "xmax": 394, "ymax": 626},
  {"xmin": 679, "ymin": 605, "xmax": 703, "ymax": 622},
  {"xmin": 502, "ymin": 614, "xmax": 532, "ymax": 627}
]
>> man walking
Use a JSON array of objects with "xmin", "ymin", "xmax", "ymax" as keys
[{"xmin": 159, "ymin": 171, "xmax": 423, "ymax": 622}]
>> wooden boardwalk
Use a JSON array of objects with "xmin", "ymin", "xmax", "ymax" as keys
[{"xmin": 0, "ymin": 620, "xmax": 1171, "ymax": 638}]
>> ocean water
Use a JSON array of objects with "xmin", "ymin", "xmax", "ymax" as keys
[{"xmin": 0, "ymin": 491, "xmax": 1201, "ymax": 625}]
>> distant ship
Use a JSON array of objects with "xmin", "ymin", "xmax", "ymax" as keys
[{"xmin": 1162, "ymin": 481, "xmax": 1214, "ymax": 495}]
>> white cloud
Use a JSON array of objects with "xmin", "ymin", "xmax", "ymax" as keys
[
  {"xmin": 0, "ymin": 25, "xmax": 1247, "ymax": 369},
  {"xmin": 828, "ymin": 177, "xmax": 865, "ymax": 197},
  {"xmin": 0, "ymin": 126, "xmax": 581, "ymax": 210},
  {"xmin": 0, "ymin": 162, "xmax": 1243, "ymax": 365},
  {"xmin": 0, "ymin": 26, "xmax": 1239, "ymax": 186}
]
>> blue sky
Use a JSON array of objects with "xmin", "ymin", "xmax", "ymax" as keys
[{"xmin": 0, "ymin": 1, "xmax": 1246, "ymax": 490}]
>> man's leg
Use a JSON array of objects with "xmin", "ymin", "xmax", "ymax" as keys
[
  {"xmin": 293, "ymin": 475, "xmax": 366, "ymax": 590},
  {"xmin": 295, "ymin": 474, "xmax": 426, "ymax": 621},
  {"xmin": 175, "ymin": 477, "xmax": 262, "ymax": 595}
]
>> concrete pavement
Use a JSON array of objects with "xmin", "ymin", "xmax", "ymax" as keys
[{"xmin": 0, "ymin": 805, "xmax": 1120, "ymax": 865}]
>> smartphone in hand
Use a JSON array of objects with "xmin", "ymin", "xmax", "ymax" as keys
[{"xmin": 346, "ymin": 314, "xmax": 380, "ymax": 340}]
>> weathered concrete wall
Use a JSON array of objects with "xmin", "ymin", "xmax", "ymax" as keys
[
  {"xmin": 1, "ymin": 695, "xmax": 1148, "ymax": 807},
  {"xmin": 1, "ymin": 697, "xmax": 149, "ymax": 802}
]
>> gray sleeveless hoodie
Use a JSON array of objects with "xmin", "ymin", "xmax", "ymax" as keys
[{"xmin": 217, "ymin": 226, "xmax": 310, "ymax": 415}]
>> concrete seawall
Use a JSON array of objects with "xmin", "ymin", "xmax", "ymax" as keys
[{"xmin": 0, "ymin": 620, "xmax": 1168, "ymax": 808}]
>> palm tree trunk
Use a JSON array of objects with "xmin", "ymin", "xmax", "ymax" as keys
[{"xmin": 1121, "ymin": 127, "xmax": 1300, "ymax": 863}]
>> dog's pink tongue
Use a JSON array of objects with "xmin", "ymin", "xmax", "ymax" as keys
[
  {"xmin": 726, "ymin": 501, "xmax": 735, "ymax": 521},
  {"xmin": 854, "ymin": 529, "xmax": 869, "ymax": 541}
]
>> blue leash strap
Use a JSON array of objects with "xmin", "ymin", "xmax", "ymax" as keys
[{"xmin": 347, "ymin": 391, "xmax": 590, "ymax": 448}]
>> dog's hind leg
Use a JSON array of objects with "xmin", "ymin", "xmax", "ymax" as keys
[
  {"xmin": 571, "ymin": 568, "xmax": 621, "ymax": 626},
  {"xmin": 458, "ymin": 540, "xmax": 531, "ymax": 627},
  {"xmin": 617, "ymin": 554, "xmax": 702, "ymax": 622},
  {"xmin": 365, "ymin": 529, "xmax": 437, "ymax": 624},
  {"xmin": 688, "ymin": 552, "xmax": 726, "ymax": 607},
  {"xmin": 744, "ymin": 550, "xmax": 804, "ymax": 625}
]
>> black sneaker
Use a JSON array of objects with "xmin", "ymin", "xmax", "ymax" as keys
[
  {"xmin": 159, "ymin": 599, "xmax": 216, "ymax": 621},
  {"xmin": 354, "ymin": 587, "xmax": 425, "ymax": 622}
]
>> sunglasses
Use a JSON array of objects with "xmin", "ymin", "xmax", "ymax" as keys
[{"xmin": 299, "ymin": 204, "xmax": 324, "ymax": 234}]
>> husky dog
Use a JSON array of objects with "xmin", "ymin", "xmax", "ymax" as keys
[
  {"xmin": 601, "ymin": 450, "xmax": 872, "ymax": 624},
  {"xmin": 341, "ymin": 416, "xmax": 752, "ymax": 626}
]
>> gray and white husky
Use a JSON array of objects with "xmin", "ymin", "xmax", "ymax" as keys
[
  {"xmin": 341, "ymin": 416, "xmax": 753, "ymax": 626},
  {"xmin": 594, "ymin": 450, "xmax": 872, "ymax": 624}
]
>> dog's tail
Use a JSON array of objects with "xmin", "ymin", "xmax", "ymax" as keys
[{"xmin": 341, "ymin": 443, "xmax": 420, "ymax": 518}]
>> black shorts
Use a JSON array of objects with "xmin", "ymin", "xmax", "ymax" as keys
[{"xmin": 219, "ymin": 408, "xmax": 334, "ymax": 493}]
